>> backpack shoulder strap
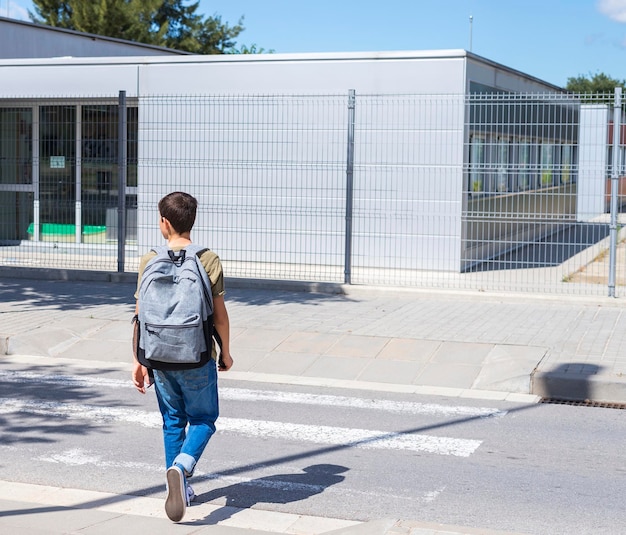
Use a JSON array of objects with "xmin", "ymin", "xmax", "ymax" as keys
[
  {"xmin": 183, "ymin": 244, "xmax": 209, "ymax": 258},
  {"xmin": 147, "ymin": 245, "xmax": 169, "ymax": 260},
  {"xmin": 181, "ymin": 244, "xmax": 213, "ymax": 306},
  {"xmin": 149, "ymin": 244, "xmax": 208, "ymax": 258}
]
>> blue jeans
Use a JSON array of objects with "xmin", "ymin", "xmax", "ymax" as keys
[{"xmin": 153, "ymin": 361, "xmax": 219, "ymax": 476}]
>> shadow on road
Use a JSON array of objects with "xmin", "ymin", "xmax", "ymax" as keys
[
  {"xmin": 196, "ymin": 464, "xmax": 349, "ymax": 524},
  {"xmin": 0, "ymin": 400, "xmax": 542, "ymax": 520}
]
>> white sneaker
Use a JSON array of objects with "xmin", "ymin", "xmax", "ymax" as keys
[
  {"xmin": 165, "ymin": 465, "xmax": 186, "ymax": 522},
  {"xmin": 186, "ymin": 484, "xmax": 196, "ymax": 503}
]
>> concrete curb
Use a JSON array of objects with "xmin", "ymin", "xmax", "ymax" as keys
[
  {"xmin": 0, "ymin": 266, "xmax": 137, "ymax": 283},
  {"xmin": 532, "ymin": 369, "xmax": 626, "ymax": 403}
]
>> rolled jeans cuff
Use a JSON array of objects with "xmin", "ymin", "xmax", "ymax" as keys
[{"xmin": 173, "ymin": 453, "xmax": 196, "ymax": 477}]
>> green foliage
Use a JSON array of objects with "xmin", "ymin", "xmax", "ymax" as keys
[
  {"xmin": 28, "ymin": 0, "xmax": 266, "ymax": 55},
  {"xmin": 65, "ymin": 1, "xmax": 159, "ymax": 44},
  {"xmin": 30, "ymin": 0, "xmax": 73, "ymax": 28},
  {"xmin": 192, "ymin": 14, "xmax": 245, "ymax": 54},
  {"xmin": 566, "ymin": 72, "xmax": 626, "ymax": 95},
  {"xmin": 230, "ymin": 43, "xmax": 276, "ymax": 55},
  {"xmin": 152, "ymin": 0, "xmax": 203, "ymax": 51}
]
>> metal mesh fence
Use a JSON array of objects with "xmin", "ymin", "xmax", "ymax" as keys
[
  {"xmin": 461, "ymin": 92, "xmax": 625, "ymax": 295},
  {"xmin": 0, "ymin": 91, "xmax": 624, "ymax": 296},
  {"xmin": 138, "ymin": 94, "xmax": 349, "ymax": 283}
]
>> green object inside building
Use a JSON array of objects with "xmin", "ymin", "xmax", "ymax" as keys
[{"xmin": 27, "ymin": 223, "xmax": 106, "ymax": 236}]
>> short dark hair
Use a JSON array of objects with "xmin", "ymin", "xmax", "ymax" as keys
[{"xmin": 158, "ymin": 192, "xmax": 197, "ymax": 234}]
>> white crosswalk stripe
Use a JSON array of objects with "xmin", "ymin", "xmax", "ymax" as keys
[
  {"xmin": 0, "ymin": 369, "xmax": 506, "ymax": 418},
  {"xmin": 0, "ymin": 397, "xmax": 481, "ymax": 457},
  {"xmin": 0, "ymin": 368, "xmax": 508, "ymax": 458},
  {"xmin": 0, "ymin": 366, "xmax": 507, "ymax": 519}
]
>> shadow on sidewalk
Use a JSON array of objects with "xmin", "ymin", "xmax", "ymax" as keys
[
  {"xmin": 226, "ymin": 287, "xmax": 356, "ymax": 306},
  {"xmin": 0, "ymin": 278, "xmax": 135, "ymax": 310},
  {"xmin": 0, "ymin": 276, "xmax": 354, "ymax": 311}
]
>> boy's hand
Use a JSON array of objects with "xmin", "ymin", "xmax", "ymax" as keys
[
  {"xmin": 132, "ymin": 361, "xmax": 152, "ymax": 393},
  {"xmin": 218, "ymin": 353, "xmax": 234, "ymax": 372}
]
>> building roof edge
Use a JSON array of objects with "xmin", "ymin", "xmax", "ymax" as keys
[{"xmin": 0, "ymin": 15, "xmax": 190, "ymax": 55}]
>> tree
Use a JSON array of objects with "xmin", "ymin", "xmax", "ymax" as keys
[
  {"xmin": 189, "ymin": 13, "xmax": 245, "ymax": 54},
  {"xmin": 29, "ymin": 0, "xmax": 251, "ymax": 55},
  {"xmin": 151, "ymin": 0, "xmax": 203, "ymax": 51},
  {"xmin": 62, "ymin": 1, "xmax": 159, "ymax": 45},
  {"xmin": 231, "ymin": 43, "xmax": 276, "ymax": 55},
  {"xmin": 566, "ymin": 72, "xmax": 626, "ymax": 94},
  {"xmin": 30, "ymin": 0, "xmax": 73, "ymax": 28}
]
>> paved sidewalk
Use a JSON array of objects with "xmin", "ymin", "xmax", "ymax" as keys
[
  {"xmin": 0, "ymin": 481, "xmax": 529, "ymax": 535},
  {"xmin": 1, "ymin": 271, "xmax": 626, "ymax": 534},
  {"xmin": 1, "ymin": 273, "xmax": 626, "ymax": 403}
]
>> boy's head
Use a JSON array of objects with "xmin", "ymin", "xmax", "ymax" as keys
[{"xmin": 158, "ymin": 192, "xmax": 197, "ymax": 234}]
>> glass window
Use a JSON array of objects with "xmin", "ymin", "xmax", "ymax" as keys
[
  {"xmin": 469, "ymin": 134, "xmax": 484, "ymax": 194},
  {"xmin": 81, "ymin": 104, "xmax": 137, "ymax": 243},
  {"xmin": 561, "ymin": 145, "xmax": 572, "ymax": 184},
  {"xmin": 518, "ymin": 140, "xmax": 530, "ymax": 191},
  {"xmin": 540, "ymin": 143, "xmax": 553, "ymax": 187},
  {"xmin": 0, "ymin": 108, "xmax": 34, "ymax": 241},
  {"xmin": 0, "ymin": 108, "xmax": 32, "ymax": 185},
  {"xmin": 497, "ymin": 137, "xmax": 509, "ymax": 193}
]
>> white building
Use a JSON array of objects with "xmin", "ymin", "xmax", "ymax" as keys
[{"xmin": 2, "ymin": 18, "xmax": 608, "ymax": 280}]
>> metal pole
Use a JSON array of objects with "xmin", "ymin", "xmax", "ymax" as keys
[
  {"xmin": 608, "ymin": 87, "xmax": 622, "ymax": 297},
  {"xmin": 33, "ymin": 105, "xmax": 40, "ymax": 242},
  {"xmin": 344, "ymin": 89, "xmax": 356, "ymax": 284},
  {"xmin": 469, "ymin": 15, "xmax": 473, "ymax": 52},
  {"xmin": 117, "ymin": 90, "xmax": 128, "ymax": 273},
  {"xmin": 75, "ymin": 104, "xmax": 82, "ymax": 244}
]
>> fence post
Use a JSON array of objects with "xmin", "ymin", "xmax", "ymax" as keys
[
  {"xmin": 344, "ymin": 89, "xmax": 356, "ymax": 284},
  {"xmin": 609, "ymin": 87, "xmax": 622, "ymax": 297},
  {"xmin": 117, "ymin": 90, "xmax": 128, "ymax": 273}
]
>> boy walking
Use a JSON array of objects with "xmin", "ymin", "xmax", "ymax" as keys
[{"xmin": 132, "ymin": 191, "xmax": 233, "ymax": 522}]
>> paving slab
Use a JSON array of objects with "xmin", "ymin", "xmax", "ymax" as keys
[
  {"xmin": 471, "ymin": 345, "xmax": 547, "ymax": 393},
  {"xmin": 301, "ymin": 356, "xmax": 370, "ymax": 381},
  {"xmin": 414, "ymin": 362, "xmax": 483, "ymax": 390},
  {"xmin": 324, "ymin": 335, "xmax": 390, "ymax": 359},
  {"xmin": 0, "ymin": 500, "xmax": 122, "ymax": 534},
  {"xmin": 276, "ymin": 332, "xmax": 344, "ymax": 355},
  {"xmin": 376, "ymin": 338, "xmax": 441, "ymax": 362},
  {"xmin": 251, "ymin": 352, "xmax": 322, "ymax": 376},
  {"xmin": 358, "ymin": 359, "xmax": 424, "ymax": 385}
]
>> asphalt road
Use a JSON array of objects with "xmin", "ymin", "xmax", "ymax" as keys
[{"xmin": 1, "ymin": 357, "xmax": 625, "ymax": 535}]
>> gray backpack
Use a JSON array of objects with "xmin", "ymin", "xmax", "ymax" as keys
[{"xmin": 137, "ymin": 244, "xmax": 214, "ymax": 370}]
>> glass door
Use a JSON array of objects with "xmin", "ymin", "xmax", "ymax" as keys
[
  {"xmin": 81, "ymin": 105, "xmax": 137, "ymax": 244},
  {"xmin": 39, "ymin": 105, "xmax": 76, "ymax": 242}
]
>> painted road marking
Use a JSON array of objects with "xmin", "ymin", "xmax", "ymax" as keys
[
  {"xmin": 221, "ymin": 388, "xmax": 505, "ymax": 418},
  {"xmin": 0, "ymin": 397, "xmax": 481, "ymax": 457},
  {"xmin": 0, "ymin": 370, "xmax": 505, "ymax": 418}
]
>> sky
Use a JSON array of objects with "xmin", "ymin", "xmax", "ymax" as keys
[{"xmin": 3, "ymin": 0, "xmax": 626, "ymax": 88}]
